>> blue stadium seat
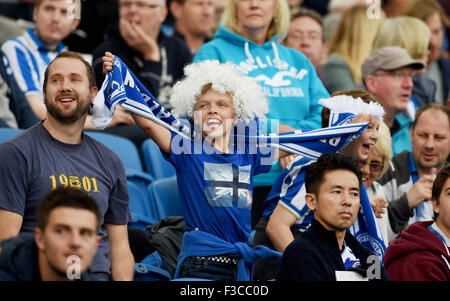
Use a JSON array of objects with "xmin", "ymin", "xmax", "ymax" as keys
[
  {"xmin": 85, "ymin": 131, "xmax": 144, "ymax": 172},
  {"xmin": 0, "ymin": 128, "xmax": 23, "ymax": 144},
  {"xmin": 147, "ymin": 176, "xmax": 183, "ymax": 221},
  {"xmin": 127, "ymin": 181, "xmax": 156, "ymax": 229},
  {"xmin": 141, "ymin": 138, "xmax": 176, "ymax": 180},
  {"xmin": 85, "ymin": 131, "xmax": 154, "ymax": 206}
]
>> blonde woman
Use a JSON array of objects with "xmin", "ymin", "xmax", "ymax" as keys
[
  {"xmin": 373, "ymin": 16, "xmax": 435, "ymax": 120},
  {"xmin": 360, "ymin": 120, "xmax": 395, "ymax": 243},
  {"xmin": 322, "ymin": 4, "xmax": 384, "ymax": 93}
]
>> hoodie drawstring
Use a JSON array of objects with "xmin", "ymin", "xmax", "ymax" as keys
[{"xmin": 243, "ymin": 41, "xmax": 287, "ymax": 70}]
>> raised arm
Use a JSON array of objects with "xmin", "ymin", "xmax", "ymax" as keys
[{"xmin": 102, "ymin": 52, "xmax": 171, "ymax": 154}]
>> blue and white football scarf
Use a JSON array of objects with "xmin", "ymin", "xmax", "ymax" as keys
[{"xmin": 92, "ymin": 56, "xmax": 370, "ymax": 158}]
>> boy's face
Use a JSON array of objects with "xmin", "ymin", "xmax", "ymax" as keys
[
  {"xmin": 194, "ymin": 88, "xmax": 237, "ymax": 140},
  {"xmin": 342, "ymin": 117, "xmax": 380, "ymax": 163}
]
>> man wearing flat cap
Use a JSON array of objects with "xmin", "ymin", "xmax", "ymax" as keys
[{"xmin": 362, "ymin": 46, "xmax": 425, "ymax": 156}]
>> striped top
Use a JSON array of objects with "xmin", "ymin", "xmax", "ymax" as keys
[{"xmin": 1, "ymin": 28, "xmax": 66, "ymax": 102}]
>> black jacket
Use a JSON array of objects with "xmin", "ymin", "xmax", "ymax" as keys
[
  {"xmin": 0, "ymin": 233, "xmax": 98, "ymax": 281},
  {"xmin": 277, "ymin": 219, "xmax": 390, "ymax": 281},
  {"xmin": 92, "ymin": 21, "xmax": 192, "ymax": 108}
]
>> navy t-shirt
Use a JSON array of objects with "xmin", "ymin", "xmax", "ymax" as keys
[{"xmin": 0, "ymin": 122, "xmax": 129, "ymax": 275}]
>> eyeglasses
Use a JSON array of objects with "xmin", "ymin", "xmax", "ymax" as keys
[
  {"xmin": 357, "ymin": 160, "xmax": 384, "ymax": 173},
  {"xmin": 288, "ymin": 31, "xmax": 322, "ymax": 42},
  {"xmin": 373, "ymin": 70, "xmax": 416, "ymax": 80},
  {"xmin": 119, "ymin": 1, "xmax": 161, "ymax": 9}
]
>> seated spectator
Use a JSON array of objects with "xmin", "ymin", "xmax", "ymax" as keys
[
  {"xmin": 383, "ymin": 163, "xmax": 450, "ymax": 281},
  {"xmin": 91, "ymin": 0, "xmax": 193, "ymax": 147},
  {"xmin": 169, "ymin": 0, "xmax": 215, "ymax": 56},
  {"xmin": 322, "ymin": 4, "xmax": 384, "ymax": 93},
  {"xmin": 0, "ymin": 51, "xmax": 134, "ymax": 280},
  {"xmin": 277, "ymin": 153, "xmax": 390, "ymax": 281},
  {"xmin": 0, "ymin": 50, "xmax": 39, "ymax": 129},
  {"xmin": 360, "ymin": 120, "xmax": 394, "ymax": 243},
  {"xmin": 404, "ymin": 0, "xmax": 450, "ymax": 105},
  {"xmin": 252, "ymin": 89, "xmax": 384, "ymax": 280},
  {"xmin": 282, "ymin": 7, "xmax": 328, "ymax": 83},
  {"xmin": 92, "ymin": 0, "xmax": 192, "ymax": 109},
  {"xmin": 373, "ymin": 16, "xmax": 436, "ymax": 121},
  {"xmin": 377, "ymin": 103, "xmax": 450, "ymax": 239},
  {"xmin": 1, "ymin": 0, "xmax": 81, "ymax": 121},
  {"xmin": 362, "ymin": 46, "xmax": 425, "ymax": 156},
  {"xmin": 0, "ymin": 187, "xmax": 101, "ymax": 281}
]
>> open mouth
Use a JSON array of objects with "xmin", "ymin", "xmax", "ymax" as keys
[
  {"xmin": 205, "ymin": 118, "xmax": 222, "ymax": 127},
  {"xmin": 57, "ymin": 95, "xmax": 77, "ymax": 103}
]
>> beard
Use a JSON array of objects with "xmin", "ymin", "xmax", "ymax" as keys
[{"xmin": 45, "ymin": 93, "xmax": 91, "ymax": 124}]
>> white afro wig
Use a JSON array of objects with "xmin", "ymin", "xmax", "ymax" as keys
[{"xmin": 170, "ymin": 60, "xmax": 269, "ymax": 123}]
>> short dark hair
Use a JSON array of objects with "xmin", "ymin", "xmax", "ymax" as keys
[
  {"xmin": 411, "ymin": 103, "xmax": 450, "ymax": 130},
  {"xmin": 321, "ymin": 89, "xmax": 380, "ymax": 128},
  {"xmin": 290, "ymin": 7, "xmax": 324, "ymax": 35},
  {"xmin": 36, "ymin": 187, "xmax": 101, "ymax": 231},
  {"xmin": 305, "ymin": 153, "xmax": 363, "ymax": 196},
  {"xmin": 43, "ymin": 51, "xmax": 96, "ymax": 92},
  {"xmin": 431, "ymin": 164, "xmax": 450, "ymax": 220}
]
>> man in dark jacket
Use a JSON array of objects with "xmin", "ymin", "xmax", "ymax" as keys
[
  {"xmin": 92, "ymin": 0, "xmax": 192, "ymax": 107},
  {"xmin": 277, "ymin": 153, "xmax": 389, "ymax": 281},
  {"xmin": 384, "ymin": 164, "xmax": 450, "ymax": 281},
  {"xmin": 0, "ymin": 188, "xmax": 101, "ymax": 281},
  {"xmin": 91, "ymin": 0, "xmax": 192, "ymax": 147}
]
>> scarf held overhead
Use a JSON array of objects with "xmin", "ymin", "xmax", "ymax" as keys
[
  {"xmin": 92, "ymin": 56, "xmax": 370, "ymax": 159},
  {"xmin": 92, "ymin": 56, "xmax": 387, "ymax": 258}
]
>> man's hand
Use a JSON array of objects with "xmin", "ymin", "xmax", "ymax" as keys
[
  {"xmin": 370, "ymin": 196, "xmax": 387, "ymax": 218},
  {"xmin": 406, "ymin": 174, "xmax": 434, "ymax": 209},
  {"xmin": 119, "ymin": 19, "xmax": 160, "ymax": 61}
]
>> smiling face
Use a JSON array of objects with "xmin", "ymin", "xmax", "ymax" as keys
[
  {"xmin": 360, "ymin": 148, "xmax": 384, "ymax": 189},
  {"xmin": 411, "ymin": 109, "xmax": 450, "ymax": 173},
  {"xmin": 43, "ymin": 57, "xmax": 96, "ymax": 124},
  {"xmin": 341, "ymin": 117, "xmax": 380, "ymax": 163},
  {"xmin": 34, "ymin": 207, "xmax": 99, "ymax": 280},
  {"xmin": 306, "ymin": 169, "xmax": 360, "ymax": 233},
  {"xmin": 193, "ymin": 87, "xmax": 237, "ymax": 143}
]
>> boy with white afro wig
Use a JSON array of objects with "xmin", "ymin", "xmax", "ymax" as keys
[
  {"xmin": 101, "ymin": 53, "xmax": 295, "ymax": 281},
  {"xmin": 170, "ymin": 60, "xmax": 269, "ymax": 124}
]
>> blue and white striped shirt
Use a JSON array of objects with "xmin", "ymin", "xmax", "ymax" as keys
[{"xmin": 1, "ymin": 28, "xmax": 66, "ymax": 101}]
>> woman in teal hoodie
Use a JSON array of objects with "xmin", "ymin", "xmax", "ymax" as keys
[{"xmin": 194, "ymin": 0, "xmax": 330, "ymax": 219}]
